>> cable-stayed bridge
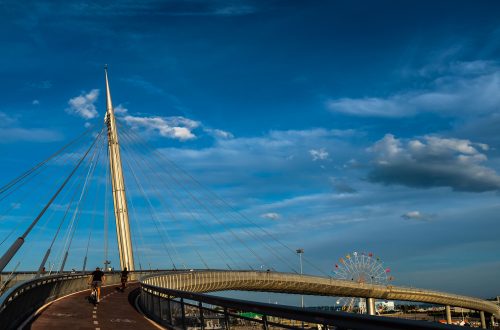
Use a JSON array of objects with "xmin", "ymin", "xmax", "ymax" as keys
[{"xmin": 0, "ymin": 68, "xmax": 498, "ymax": 330}]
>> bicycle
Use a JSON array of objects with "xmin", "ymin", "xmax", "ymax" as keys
[{"xmin": 89, "ymin": 282, "xmax": 98, "ymax": 305}]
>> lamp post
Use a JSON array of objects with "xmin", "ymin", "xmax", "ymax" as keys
[{"xmin": 296, "ymin": 248, "xmax": 304, "ymax": 308}]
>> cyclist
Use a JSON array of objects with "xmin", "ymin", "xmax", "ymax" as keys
[
  {"xmin": 120, "ymin": 267, "xmax": 129, "ymax": 292},
  {"xmin": 88, "ymin": 267, "xmax": 105, "ymax": 303}
]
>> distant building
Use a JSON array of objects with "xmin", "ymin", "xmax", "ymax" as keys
[
  {"xmin": 376, "ymin": 300, "xmax": 395, "ymax": 311},
  {"xmin": 357, "ymin": 300, "xmax": 395, "ymax": 312}
]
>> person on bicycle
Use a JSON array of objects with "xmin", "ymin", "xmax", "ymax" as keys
[
  {"xmin": 120, "ymin": 267, "xmax": 129, "ymax": 292},
  {"xmin": 89, "ymin": 267, "xmax": 105, "ymax": 303}
]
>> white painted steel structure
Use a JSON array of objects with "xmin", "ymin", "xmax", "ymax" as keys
[
  {"xmin": 104, "ymin": 66, "xmax": 135, "ymax": 271},
  {"xmin": 142, "ymin": 270, "xmax": 500, "ymax": 318}
]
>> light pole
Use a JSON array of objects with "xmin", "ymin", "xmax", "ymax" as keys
[{"xmin": 296, "ymin": 248, "xmax": 304, "ymax": 308}]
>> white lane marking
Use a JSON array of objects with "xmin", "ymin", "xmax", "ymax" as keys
[
  {"xmin": 93, "ymin": 315, "xmax": 97, "ymax": 319},
  {"xmin": 94, "ymin": 320, "xmax": 99, "ymax": 325},
  {"xmin": 93, "ymin": 310, "xmax": 97, "ymax": 314}
]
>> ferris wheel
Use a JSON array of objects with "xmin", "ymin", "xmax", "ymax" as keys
[{"xmin": 332, "ymin": 251, "xmax": 394, "ymax": 313}]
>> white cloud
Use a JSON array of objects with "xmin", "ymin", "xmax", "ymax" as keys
[
  {"xmin": 401, "ymin": 211, "xmax": 423, "ymax": 220},
  {"xmin": 32, "ymin": 100, "xmax": 40, "ymax": 105},
  {"xmin": 121, "ymin": 77, "xmax": 164, "ymax": 94},
  {"xmin": 327, "ymin": 60, "xmax": 500, "ymax": 117},
  {"xmin": 204, "ymin": 128, "xmax": 234, "ymax": 139},
  {"xmin": 123, "ymin": 115, "xmax": 199, "ymax": 141},
  {"xmin": 114, "ymin": 104, "xmax": 128, "ymax": 115},
  {"xmin": 327, "ymin": 97, "xmax": 405, "ymax": 117},
  {"xmin": 0, "ymin": 111, "xmax": 62, "ymax": 142},
  {"xmin": 156, "ymin": 128, "xmax": 358, "ymax": 203},
  {"xmin": 66, "ymin": 89, "xmax": 100, "ymax": 119},
  {"xmin": 0, "ymin": 112, "xmax": 17, "ymax": 126},
  {"xmin": 28, "ymin": 80, "xmax": 52, "ymax": 89},
  {"xmin": 420, "ymin": 60, "xmax": 497, "ymax": 77},
  {"xmin": 368, "ymin": 134, "xmax": 500, "ymax": 192},
  {"xmin": 10, "ymin": 202, "xmax": 21, "ymax": 210},
  {"xmin": 260, "ymin": 212, "xmax": 280, "ymax": 220},
  {"xmin": 309, "ymin": 148, "xmax": 329, "ymax": 161},
  {"xmin": 214, "ymin": 5, "xmax": 256, "ymax": 16},
  {"xmin": 401, "ymin": 210, "xmax": 436, "ymax": 221}
]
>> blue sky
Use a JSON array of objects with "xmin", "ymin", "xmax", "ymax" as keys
[{"xmin": 1, "ymin": 0, "xmax": 500, "ymax": 303}]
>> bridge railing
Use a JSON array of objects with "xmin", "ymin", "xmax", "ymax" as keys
[
  {"xmin": 0, "ymin": 271, "xmax": 39, "ymax": 295},
  {"xmin": 140, "ymin": 269, "xmax": 499, "ymax": 319},
  {"xmin": 139, "ymin": 280, "xmax": 465, "ymax": 330},
  {"xmin": 0, "ymin": 270, "xmax": 151, "ymax": 329}
]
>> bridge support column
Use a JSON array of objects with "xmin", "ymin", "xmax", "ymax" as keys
[
  {"xmin": 367, "ymin": 297, "xmax": 375, "ymax": 316},
  {"xmin": 445, "ymin": 305, "xmax": 452, "ymax": 324},
  {"xmin": 490, "ymin": 315, "xmax": 495, "ymax": 328},
  {"xmin": 479, "ymin": 311, "xmax": 486, "ymax": 329}
]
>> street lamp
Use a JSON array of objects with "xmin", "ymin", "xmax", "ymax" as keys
[{"xmin": 296, "ymin": 248, "xmax": 304, "ymax": 308}]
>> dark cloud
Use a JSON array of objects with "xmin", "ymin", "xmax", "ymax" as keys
[
  {"xmin": 368, "ymin": 134, "xmax": 500, "ymax": 192},
  {"xmin": 330, "ymin": 177, "xmax": 357, "ymax": 194}
]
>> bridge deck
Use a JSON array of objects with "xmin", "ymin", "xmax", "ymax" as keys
[{"xmin": 27, "ymin": 283, "xmax": 159, "ymax": 330}]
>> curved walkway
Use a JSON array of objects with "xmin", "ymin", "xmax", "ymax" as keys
[
  {"xmin": 27, "ymin": 283, "xmax": 159, "ymax": 330},
  {"xmin": 143, "ymin": 270, "xmax": 500, "ymax": 318}
]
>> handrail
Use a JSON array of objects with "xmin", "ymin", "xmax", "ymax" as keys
[{"xmin": 139, "ymin": 280, "xmax": 467, "ymax": 330}]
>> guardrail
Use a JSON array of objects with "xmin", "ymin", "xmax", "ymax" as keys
[
  {"xmin": 0, "ymin": 271, "xmax": 86, "ymax": 295},
  {"xmin": 0, "ymin": 271, "xmax": 151, "ymax": 329},
  {"xmin": 139, "ymin": 279, "xmax": 467, "ymax": 330}
]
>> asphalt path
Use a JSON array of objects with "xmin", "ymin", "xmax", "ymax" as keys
[{"xmin": 27, "ymin": 282, "xmax": 161, "ymax": 330}]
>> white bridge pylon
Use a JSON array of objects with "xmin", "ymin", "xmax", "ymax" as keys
[{"xmin": 104, "ymin": 66, "xmax": 134, "ymax": 271}]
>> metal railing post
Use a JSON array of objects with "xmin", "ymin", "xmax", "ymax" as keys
[
  {"xmin": 156, "ymin": 294, "xmax": 161, "ymax": 320},
  {"xmin": 199, "ymin": 301, "xmax": 205, "ymax": 330},
  {"xmin": 167, "ymin": 297, "xmax": 173, "ymax": 325},
  {"xmin": 158, "ymin": 294, "xmax": 164, "ymax": 322},
  {"xmin": 181, "ymin": 298, "xmax": 187, "ymax": 330},
  {"xmin": 262, "ymin": 315, "xmax": 269, "ymax": 330}
]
